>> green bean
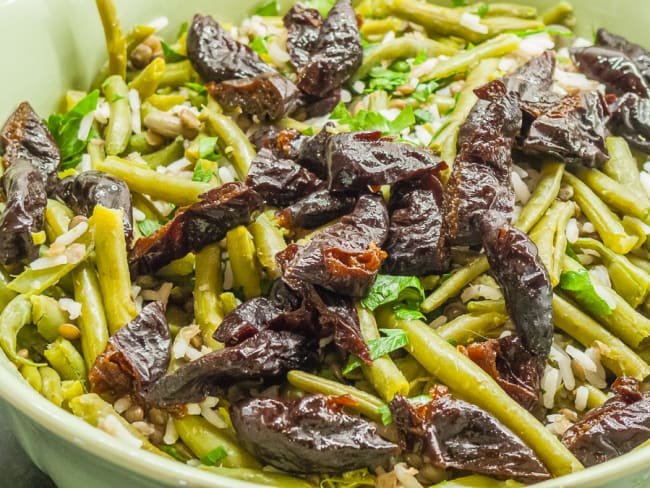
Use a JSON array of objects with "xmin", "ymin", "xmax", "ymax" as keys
[
  {"xmin": 159, "ymin": 60, "xmax": 197, "ymax": 88},
  {"xmin": 354, "ymin": 35, "xmax": 458, "ymax": 81},
  {"xmin": 128, "ymin": 57, "xmax": 166, "ymax": 99},
  {"xmin": 102, "ymin": 75, "xmax": 132, "ymax": 155},
  {"xmin": 141, "ymin": 136, "xmax": 185, "ymax": 169},
  {"xmin": 0, "ymin": 268, "xmax": 17, "ymax": 314},
  {"xmin": 40, "ymin": 367, "xmax": 63, "ymax": 407},
  {"xmin": 248, "ymin": 212, "xmax": 286, "ymax": 280},
  {"xmin": 583, "ymin": 383, "xmax": 608, "ymax": 409},
  {"xmin": 629, "ymin": 254, "xmax": 650, "ymax": 275},
  {"xmin": 0, "ymin": 295, "xmax": 43, "ymax": 366},
  {"xmin": 375, "ymin": 308, "xmax": 583, "ymax": 477},
  {"xmin": 88, "ymin": 139, "xmax": 107, "ymax": 168},
  {"xmin": 226, "ymin": 226, "xmax": 262, "ymax": 300},
  {"xmin": 90, "ymin": 205, "xmax": 137, "ymax": 335},
  {"xmin": 359, "ymin": 17, "xmax": 407, "ymax": 39},
  {"xmin": 367, "ymin": 90, "xmax": 390, "ymax": 112},
  {"xmin": 356, "ymin": 304, "xmax": 409, "ymax": 402},
  {"xmin": 203, "ymin": 109, "xmax": 256, "ymax": 180},
  {"xmin": 174, "ymin": 415, "xmax": 260, "ymax": 469},
  {"xmin": 70, "ymin": 393, "xmax": 169, "ymax": 456},
  {"xmin": 516, "ymin": 162, "xmax": 565, "ymax": 233},
  {"xmin": 96, "ymin": 157, "xmax": 210, "ymax": 205},
  {"xmin": 157, "ymin": 253, "xmax": 195, "ymax": 279},
  {"xmin": 31, "ymin": 295, "xmax": 68, "ymax": 342},
  {"xmin": 201, "ymin": 467, "xmax": 313, "ymax": 488},
  {"xmin": 194, "ymin": 244, "xmax": 224, "ymax": 350},
  {"xmin": 44, "ymin": 199, "xmax": 73, "ymax": 242},
  {"xmin": 431, "ymin": 474, "xmax": 524, "ymax": 487},
  {"xmin": 43, "ymin": 337, "xmax": 87, "ymax": 382},
  {"xmin": 553, "ymin": 293, "xmax": 650, "ymax": 380},
  {"xmin": 126, "ymin": 132, "xmax": 156, "ymax": 155},
  {"xmin": 393, "ymin": 355, "xmax": 429, "ymax": 382},
  {"xmin": 574, "ymin": 237, "xmax": 650, "ymax": 308},
  {"xmin": 542, "ymin": 1, "xmax": 576, "ymax": 27},
  {"xmin": 287, "ymin": 370, "xmax": 386, "ymax": 423},
  {"xmin": 622, "ymin": 216, "xmax": 647, "ymax": 250},
  {"xmin": 20, "ymin": 364, "xmax": 42, "ymax": 392},
  {"xmin": 96, "ymin": 0, "xmax": 127, "ymax": 78},
  {"xmin": 8, "ymin": 257, "xmax": 89, "ymax": 296},
  {"xmin": 435, "ymin": 312, "xmax": 508, "ymax": 345},
  {"xmin": 72, "ymin": 263, "xmax": 110, "ymax": 370},
  {"xmin": 563, "ymin": 171, "xmax": 638, "ymax": 254},
  {"xmin": 478, "ymin": 3, "xmax": 538, "ymax": 18},
  {"xmin": 604, "ymin": 137, "xmax": 648, "ymax": 199},
  {"xmin": 529, "ymin": 200, "xmax": 574, "ymax": 286},
  {"xmin": 576, "ymin": 167, "xmax": 650, "ymax": 221},
  {"xmin": 432, "ymin": 58, "xmax": 500, "ymax": 171},
  {"xmin": 132, "ymin": 192, "xmax": 166, "ymax": 222},
  {"xmin": 220, "ymin": 292, "xmax": 239, "ymax": 315},
  {"xmin": 465, "ymin": 299, "xmax": 507, "ymax": 314},
  {"xmin": 420, "ymin": 34, "xmax": 519, "ymax": 82},
  {"xmin": 421, "ymin": 256, "xmax": 490, "ymax": 313},
  {"xmin": 61, "ymin": 380, "xmax": 86, "ymax": 406}
]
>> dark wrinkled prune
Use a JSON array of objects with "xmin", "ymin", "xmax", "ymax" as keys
[
  {"xmin": 480, "ymin": 211, "xmax": 553, "ymax": 359},
  {"xmin": 283, "ymin": 4, "xmax": 323, "ymax": 70},
  {"xmin": 0, "ymin": 159, "xmax": 47, "ymax": 265},
  {"xmin": 383, "ymin": 168, "xmax": 449, "ymax": 276},
  {"xmin": 89, "ymin": 302, "xmax": 171, "ymax": 400},
  {"xmin": 250, "ymin": 125, "xmax": 282, "ymax": 152},
  {"xmin": 213, "ymin": 297, "xmax": 283, "ymax": 346},
  {"xmin": 186, "ymin": 14, "xmax": 272, "ymax": 83},
  {"xmin": 129, "ymin": 182, "xmax": 264, "ymax": 276},
  {"xmin": 608, "ymin": 93, "xmax": 650, "ymax": 153},
  {"xmin": 249, "ymin": 127, "xmax": 306, "ymax": 160},
  {"xmin": 562, "ymin": 377, "xmax": 650, "ymax": 466},
  {"xmin": 246, "ymin": 148, "xmax": 323, "ymax": 207},
  {"xmin": 231, "ymin": 395, "xmax": 399, "ymax": 473},
  {"xmin": 295, "ymin": 124, "xmax": 333, "ymax": 179},
  {"xmin": 390, "ymin": 385, "xmax": 550, "ymax": 484},
  {"xmin": 327, "ymin": 131, "xmax": 445, "ymax": 193},
  {"xmin": 277, "ymin": 189, "xmax": 357, "ymax": 230},
  {"xmin": 55, "ymin": 171, "xmax": 133, "ymax": 246},
  {"xmin": 207, "ymin": 73, "xmax": 301, "ymax": 121},
  {"xmin": 596, "ymin": 29, "xmax": 650, "ymax": 83},
  {"xmin": 280, "ymin": 193, "xmax": 389, "ymax": 297},
  {"xmin": 300, "ymin": 89, "xmax": 342, "ymax": 119},
  {"xmin": 444, "ymin": 81, "xmax": 521, "ymax": 246},
  {"xmin": 465, "ymin": 335, "xmax": 542, "ymax": 412},
  {"xmin": 145, "ymin": 330, "xmax": 311, "ymax": 407},
  {"xmin": 570, "ymin": 46, "xmax": 650, "ymax": 97},
  {"xmin": 296, "ymin": 0, "xmax": 362, "ymax": 96},
  {"xmin": 0, "ymin": 102, "xmax": 61, "ymax": 190},
  {"xmin": 521, "ymin": 91, "xmax": 609, "ymax": 167}
]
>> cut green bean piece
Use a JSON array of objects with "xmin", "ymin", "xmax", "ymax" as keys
[
  {"xmin": 159, "ymin": 60, "xmax": 197, "ymax": 88},
  {"xmin": 31, "ymin": 295, "xmax": 68, "ymax": 342},
  {"xmin": 20, "ymin": 364, "xmax": 42, "ymax": 392},
  {"xmin": 582, "ymin": 383, "xmax": 608, "ymax": 409},
  {"xmin": 203, "ymin": 109, "xmax": 256, "ymax": 180},
  {"xmin": 96, "ymin": 157, "xmax": 210, "ymax": 205},
  {"xmin": 375, "ymin": 308, "xmax": 583, "ymax": 477},
  {"xmin": 563, "ymin": 171, "xmax": 638, "ymax": 254},
  {"xmin": 227, "ymin": 226, "xmax": 262, "ymax": 300},
  {"xmin": 90, "ymin": 205, "xmax": 137, "ymax": 335},
  {"xmin": 126, "ymin": 25, "xmax": 157, "ymax": 55},
  {"xmin": 529, "ymin": 200, "xmax": 574, "ymax": 286},
  {"xmin": 129, "ymin": 57, "xmax": 166, "ymax": 99},
  {"xmin": 435, "ymin": 312, "xmax": 508, "ymax": 345},
  {"xmin": 44, "ymin": 199, "xmax": 73, "ymax": 242},
  {"xmin": 287, "ymin": 370, "xmax": 386, "ymax": 423},
  {"xmin": 44, "ymin": 337, "xmax": 87, "ymax": 382},
  {"xmin": 356, "ymin": 304, "xmax": 409, "ymax": 402},
  {"xmin": 40, "ymin": 367, "xmax": 63, "ymax": 407},
  {"xmin": 220, "ymin": 292, "xmax": 239, "ymax": 315},
  {"xmin": 553, "ymin": 293, "xmax": 650, "ymax": 380},
  {"xmin": 542, "ymin": 1, "xmax": 575, "ymax": 26},
  {"xmin": 194, "ymin": 244, "xmax": 224, "ymax": 350},
  {"xmin": 466, "ymin": 299, "xmax": 507, "ymax": 314},
  {"xmin": 73, "ymin": 263, "xmax": 110, "ymax": 370},
  {"xmin": 422, "ymin": 256, "xmax": 490, "ymax": 313},
  {"xmin": 141, "ymin": 136, "xmax": 185, "ymax": 169},
  {"xmin": 96, "ymin": 0, "xmax": 127, "ymax": 78},
  {"xmin": 479, "ymin": 3, "xmax": 538, "ymax": 18},
  {"xmin": 175, "ymin": 415, "xmax": 260, "ymax": 469},
  {"xmin": 0, "ymin": 295, "xmax": 42, "ymax": 366},
  {"xmin": 604, "ymin": 137, "xmax": 648, "ymax": 200},
  {"xmin": 8, "ymin": 258, "xmax": 89, "ymax": 296},
  {"xmin": 88, "ymin": 140, "xmax": 107, "ymax": 168},
  {"xmin": 201, "ymin": 467, "xmax": 313, "ymax": 488},
  {"xmin": 248, "ymin": 212, "xmax": 286, "ymax": 280},
  {"xmin": 367, "ymin": 90, "xmax": 390, "ymax": 112},
  {"xmin": 0, "ymin": 268, "xmax": 17, "ymax": 315},
  {"xmin": 102, "ymin": 75, "xmax": 132, "ymax": 155},
  {"xmin": 516, "ymin": 162, "xmax": 565, "ymax": 233},
  {"xmin": 61, "ymin": 380, "xmax": 86, "ymax": 405}
]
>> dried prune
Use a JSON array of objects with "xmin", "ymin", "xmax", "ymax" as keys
[
  {"xmin": 246, "ymin": 148, "xmax": 323, "ymax": 207},
  {"xmin": 145, "ymin": 330, "xmax": 312, "ymax": 407},
  {"xmin": 129, "ymin": 182, "xmax": 264, "ymax": 276},
  {"xmin": 55, "ymin": 171, "xmax": 133, "ymax": 245},
  {"xmin": 207, "ymin": 73, "xmax": 301, "ymax": 121},
  {"xmin": 521, "ymin": 91, "xmax": 609, "ymax": 167},
  {"xmin": 0, "ymin": 102, "xmax": 61, "ymax": 190},
  {"xmin": 383, "ymin": 168, "xmax": 449, "ymax": 275},
  {"xmin": 186, "ymin": 14, "xmax": 272, "ymax": 83},
  {"xmin": 89, "ymin": 302, "xmax": 171, "ymax": 400},
  {"xmin": 327, "ymin": 131, "xmax": 445, "ymax": 193},
  {"xmin": 608, "ymin": 93, "xmax": 650, "ymax": 153},
  {"xmin": 277, "ymin": 189, "xmax": 357, "ymax": 230},
  {"xmin": 0, "ymin": 159, "xmax": 47, "ymax": 265},
  {"xmin": 295, "ymin": 124, "xmax": 333, "ymax": 179},
  {"xmin": 213, "ymin": 297, "xmax": 283, "ymax": 346},
  {"xmin": 390, "ymin": 385, "xmax": 550, "ymax": 484},
  {"xmin": 480, "ymin": 211, "xmax": 553, "ymax": 359},
  {"xmin": 280, "ymin": 193, "xmax": 389, "ymax": 297},
  {"xmin": 231, "ymin": 395, "xmax": 399, "ymax": 473},
  {"xmin": 562, "ymin": 377, "xmax": 650, "ymax": 466},
  {"xmin": 596, "ymin": 29, "xmax": 650, "ymax": 84},
  {"xmin": 296, "ymin": 0, "xmax": 362, "ymax": 96},
  {"xmin": 570, "ymin": 46, "xmax": 650, "ymax": 97},
  {"xmin": 283, "ymin": 4, "xmax": 323, "ymax": 70}
]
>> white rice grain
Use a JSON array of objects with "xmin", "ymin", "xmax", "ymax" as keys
[
  {"xmin": 30, "ymin": 254, "xmax": 68, "ymax": 270},
  {"xmin": 589, "ymin": 265, "xmax": 612, "ymax": 288},
  {"xmin": 201, "ymin": 406, "xmax": 228, "ymax": 429},
  {"xmin": 131, "ymin": 421, "xmax": 156, "ymax": 436},
  {"xmin": 393, "ymin": 463, "xmax": 424, "ymax": 488},
  {"xmin": 78, "ymin": 153, "xmax": 92, "ymax": 172},
  {"xmin": 593, "ymin": 284, "xmax": 617, "ymax": 311},
  {"xmin": 460, "ymin": 284, "xmax": 502, "ymax": 303},
  {"xmin": 566, "ymin": 218, "xmax": 579, "ymax": 243},
  {"xmin": 566, "ymin": 345, "xmax": 598, "ymax": 373},
  {"xmin": 223, "ymin": 261, "xmax": 234, "ymax": 290},
  {"xmin": 542, "ymin": 366, "xmax": 561, "ymax": 409},
  {"xmin": 218, "ymin": 166, "xmax": 236, "ymax": 183},
  {"xmin": 77, "ymin": 112, "xmax": 95, "ymax": 141},
  {"xmin": 459, "ymin": 13, "xmax": 488, "ymax": 34},
  {"xmin": 200, "ymin": 396, "xmax": 219, "ymax": 409},
  {"xmin": 113, "ymin": 396, "xmax": 132, "ymax": 414},
  {"xmin": 584, "ymin": 346, "xmax": 608, "ymax": 388},
  {"xmin": 59, "ymin": 298, "xmax": 82, "ymax": 320},
  {"xmin": 517, "ymin": 33, "xmax": 554, "ymax": 57},
  {"xmin": 163, "ymin": 417, "xmax": 178, "ymax": 445},
  {"xmin": 554, "ymin": 68, "xmax": 601, "ymax": 94},
  {"xmin": 128, "ymin": 89, "xmax": 142, "ymax": 135},
  {"xmin": 94, "ymin": 99, "xmax": 111, "ymax": 124},
  {"xmin": 352, "ymin": 81, "xmax": 365, "ymax": 94},
  {"xmin": 511, "ymin": 171, "xmax": 531, "ymax": 204},
  {"xmin": 132, "ymin": 207, "xmax": 146, "ymax": 222},
  {"xmin": 574, "ymin": 385, "xmax": 589, "ymax": 411},
  {"xmin": 54, "ymin": 221, "xmax": 88, "ymax": 247},
  {"xmin": 550, "ymin": 344, "xmax": 575, "ymax": 391},
  {"xmin": 582, "ymin": 221, "xmax": 596, "ymax": 234},
  {"xmin": 186, "ymin": 403, "xmax": 202, "ymax": 415}
]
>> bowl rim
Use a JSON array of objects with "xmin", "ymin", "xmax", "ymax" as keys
[{"xmin": 1, "ymin": 347, "xmax": 650, "ymax": 488}]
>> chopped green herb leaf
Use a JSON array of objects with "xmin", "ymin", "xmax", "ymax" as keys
[
  {"xmin": 192, "ymin": 161, "xmax": 218, "ymax": 183},
  {"xmin": 161, "ymin": 41, "xmax": 187, "ymax": 62},
  {"xmin": 198, "ymin": 136, "xmax": 220, "ymax": 161},
  {"xmin": 184, "ymin": 82, "xmax": 207, "ymax": 95},
  {"xmin": 365, "ymin": 66, "xmax": 409, "ymax": 93},
  {"xmin": 200, "ymin": 446, "xmax": 229, "ymax": 466},
  {"xmin": 362, "ymin": 274, "xmax": 425, "ymax": 310},
  {"xmin": 476, "ymin": 3, "xmax": 489, "ymax": 17},
  {"xmin": 413, "ymin": 50, "xmax": 427, "ymax": 65},
  {"xmin": 559, "ymin": 269, "xmax": 613, "ymax": 316},
  {"xmin": 249, "ymin": 36, "xmax": 268, "ymax": 55},
  {"xmin": 343, "ymin": 328, "xmax": 409, "ymax": 374},
  {"xmin": 389, "ymin": 59, "xmax": 411, "ymax": 73},
  {"xmin": 250, "ymin": 0, "xmax": 279, "ymax": 16},
  {"xmin": 177, "ymin": 21, "xmax": 189, "ymax": 39},
  {"xmin": 393, "ymin": 306, "xmax": 426, "ymax": 320},
  {"xmin": 566, "ymin": 245, "xmax": 580, "ymax": 263},
  {"xmin": 411, "ymin": 80, "xmax": 439, "ymax": 103},
  {"xmin": 414, "ymin": 109, "xmax": 435, "ymax": 124},
  {"xmin": 301, "ymin": 126, "xmax": 315, "ymax": 136},
  {"xmin": 138, "ymin": 219, "xmax": 161, "ymax": 237},
  {"xmin": 330, "ymin": 103, "xmax": 416, "ymax": 136}
]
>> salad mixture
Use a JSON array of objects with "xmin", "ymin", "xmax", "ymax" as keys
[{"xmin": 4, "ymin": 0, "xmax": 650, "ymax": 486}]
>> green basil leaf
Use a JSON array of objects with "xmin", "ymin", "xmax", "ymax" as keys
[
  {"xmin": 198, "ymin": 136, "xmax": 220, "ymax": 161},
  {"xmin": 250, "ymin": 0, "xmax": 279, "ymax": 16},
  {"xmin": 343, "ymin": 328, "xmax": 409, "ymax": 374},
  {"xmin": 138, "ymin": 219, "xmax": 162, "ymax": 237},
  {"xmin": 329, "ymin": 103, "xmax": 416, "ymax": 135},
  {"xmin": 249, "ymin": 36, "xmax": 268, "ymax": 55},
  {"xmin": 559, "ymin": 269, "xmax": 613, "ymax": 316},
  {"xmin": 161, "ymin": 40, "xmax": 187, "ymax": 62},
  {"xmin": 362, "ymin": 274, "xmax": 424, "ymax": 310}
]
